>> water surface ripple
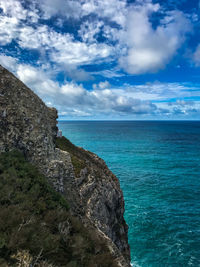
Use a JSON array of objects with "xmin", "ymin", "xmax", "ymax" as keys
[{"xmin": 58, "ymin": 121, "xmax": 200, "ymax": 267}]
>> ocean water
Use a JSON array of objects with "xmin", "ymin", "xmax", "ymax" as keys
[{"xmin": 58, "ymin": 121, "xmax": 200, "ymax": 267}]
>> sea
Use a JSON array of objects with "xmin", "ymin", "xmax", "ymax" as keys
[{"xmin": 58, "ymin": 121, "xmax": 200, "ymax": 267}]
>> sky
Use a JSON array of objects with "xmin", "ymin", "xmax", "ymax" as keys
[{"xmin": 0, "ymin": 0, "xmax": 200, "ymax": 120}]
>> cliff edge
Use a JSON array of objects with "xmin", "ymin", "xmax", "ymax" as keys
[{"xmin": 0, "ymin": 65, "xmax": 130, "ymax": 266}]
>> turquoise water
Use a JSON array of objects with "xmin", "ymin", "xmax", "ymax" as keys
[{"xmin": 58, "ymin": 121, "xmax": 200, "ymax": 267}]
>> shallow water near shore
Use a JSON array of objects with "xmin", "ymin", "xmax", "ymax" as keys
[{"xmin": 58, "ymin": 121, "xmax": 200, "ymax": 267}]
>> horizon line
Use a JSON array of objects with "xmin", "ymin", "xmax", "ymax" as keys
[{"xmin": 58, "ymin": 119, "xmax": 200, "ymax": 122}]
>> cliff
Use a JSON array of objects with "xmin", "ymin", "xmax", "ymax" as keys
[{"xmin": 0, "ymin": 65, "xmax": 130, "ymax": 266}]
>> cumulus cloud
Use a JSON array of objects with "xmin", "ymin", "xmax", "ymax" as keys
[
  {"xmin": 0, "ymin": 55, "xmax": 158, "ymax": 117},
  {"xmin": 39, "ymin": 0, "xmax": 82, "ymax": 20},
  {"xmin": 16, "ymin": 64, "xmax": 59, "ymax": 96},
  {"xmin": 81, "ymin": 0, "xmax": 127, "ymax": 26},
  {"xmin": 156, "ymin": 99, "xmax": 200, "ymax": 117},
  {"xmin": 0, "ymin": 0, "xmax": 27, "ymax": 20},
  {"xmin": 49, "ymin": 35, "xmax": 112, "ymax": 66},
  {"xmin": 17, "ymin": 23, "xmax": 113, "ymax": 76},
  {"xmin": 0, "ymin": 0, "xmax": 39, "ymax": 46},
  {"xmin": 0, "ymin": 54, "xmax": 18, "ymax": 71},
  {"xmin": 0, "ymin": 54, "xmax": 200, "ymax": 119},
  {"xmin": 119, "ymin": 2, "xmax": 192, "ymax": 74},
  {"xmin": 78, "ymin": 20, "xmax": 104, "ymax": 43},
  {"xmin": 0, "ymin": 0, "xmax": 114, "ymax": 81},
  {"xmin": 0, "ymin": 19, "xmax": 112, "ymax": 80},
  {"xmin": 0, "ymin": 16, "xmax": 19, "ymax": 45},
  {"xmin": 39, "ymin": 0, "xmax": 127, "ymax": 26},
  {"xmin": 0, "ymin": 0, "xmax": 194, "ymax": 78},
  {"xmin": 0, "ymin": 0, "xmax": 199, "ymax": 119},
  {"xmin": 93, "ymin": 81, "xmax": 110, "ymax": 90}
]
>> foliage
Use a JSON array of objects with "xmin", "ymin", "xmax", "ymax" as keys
[
  {"xmin": 55, "ymin": 137, "xmax": 86, "ymax": 177},
  {"xmin": 0, "ymin": 150, "xmax": 118, "ymax": 266}
]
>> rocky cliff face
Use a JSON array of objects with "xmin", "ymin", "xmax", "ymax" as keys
[
  {"xmin": 0, "ymin": 65, "xmax": 130, "ymax": 266},
  {"xmin": 0, "ymin": 65, "xmax": 57, "ymax": 166}
]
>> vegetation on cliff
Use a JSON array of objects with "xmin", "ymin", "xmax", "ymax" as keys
[
  {"xmin": 0, "ymin": 64, "xmax": 130, "ymax": 266},
  {"xmin": 55, "ymin": 137, "xmax": 86, "ymax": 177},
  {"xmin": 55, "ymin": 136, "xmax": 116, "ymax": 180},
  {"xmin": 0, "ymin": 150, "xmax": 119, "ymax": 267}
]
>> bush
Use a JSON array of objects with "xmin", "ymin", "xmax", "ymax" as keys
[
  {"xmin": 0, "ymin": 150, "xmax": 118, "ymax": 266},
  {"xmin": 55, "ymin": 137, "xmax": 86, "ymax": 177}
]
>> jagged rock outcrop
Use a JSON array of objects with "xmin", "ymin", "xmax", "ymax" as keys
[
  {"xmin": 56, "ymin": 137, "xmax": 130, "ymax": 263},
  {"xmin": 0, "ymin": 65, "xmax": 130, "ymax": 266},
  {"xmin": 0, "ymin": 64, "xmax": 74, "ymax": 192}
]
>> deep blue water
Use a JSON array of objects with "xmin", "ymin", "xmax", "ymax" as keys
[{"xmin": 58, "ymin": 121, "xmax": 200, "ymax": 267}]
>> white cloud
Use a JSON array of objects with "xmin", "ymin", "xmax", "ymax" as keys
[
  {"xmin": 1, "ymin": 54, "xmax": 200, "ymax": 119},
  {"xmin": 0, "ymin": 16, "xmax": 19, "ymax": 45},
  {"xmin": 38, "ymin": 0, "xmax": 127, "ymax": 26},
  {"xmin": 123, "ymin": 82, "xmax": 200, "ymax": 101},
  {"xmin": 0, "ymin": 0, "xmax": 113, "ymax": 73},
  {"xmin": 93, "ymin": 81, "xmax": 110, "ymax": 90},
  {"xmin": 16, "ymin": 64, "xmax": 60, "ymax": 96},
  {"xmin": 64, "ymin": 68, "xmax": 93, "ymax": 82},
  {"xmin": 98, "ymin": 80, "xmax": 110, "ymax": 89},
  {"xmin": 78, "ymin": 20, "xmax": 104, "ymax": 43},
  {"xmin": 193, "ymin": 44, "xmax": 200, "ymax": 66},
  {"xmin": 39, "ymin": 0, "xmax": 82, "ymax": 20},
  {"xmin": 91, "ymin": 69, "xmax": 125, "ymax": 78},
  {"xmin": 81, "ymin": 0, "xmax": 127, "ymax": 26},
  {"xmin": 0, "ymin": 0, "xmax": 39, "ymax": 46},
  {"xmin": 17, "ymin": 24, "xmax": 113, "ymax": 69},
  {"xmin": 156, "ymin": 100, "xmax": 200, "ymax": 117},
  {"xmin": 119, "ymin": 2, "xmax": 192, "ymax": 74},
  {"xmin": 0, "ymin": 54, "xmax": 18, "ymax": 71},
  {"xmin": 0, "ymin": 55, "xmax": 157, "ymax": 116},
  {"xmin": 0, "ymin": 0, "xmax": 27, "ymax": 20},
  {"xmin": 50, "ymin": 36, "xmax": 112, "ymax": 66},
  {"xmin": 0, "ymin": 0, "xmax": 193, "ymax": 78},
  {"xmin": 19, "ymin": 25, "xmax": 48, "ymax": 49}
]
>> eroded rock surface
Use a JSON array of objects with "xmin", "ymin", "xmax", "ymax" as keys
[
  {"xmin": 0, "ymin": 65, "xmax": 130, "ymax": 266},
  {"xmin": 0, "ymin": 65, "xmax": 57, "ymax": 167}
]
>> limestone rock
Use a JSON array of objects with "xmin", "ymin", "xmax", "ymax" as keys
[
  {"xmin": 0, "ymin": 65, "xmax": 130, "ymax": 266},
  {"xmin": 0, "ymin": 65, "xmax": 57, "ymax": 169}
]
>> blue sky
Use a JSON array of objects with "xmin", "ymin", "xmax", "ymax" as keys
[{"xmin": 0, "ymin": 0, "xmax": 200, "ymax": 120}]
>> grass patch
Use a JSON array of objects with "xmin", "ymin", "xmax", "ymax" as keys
[
  {"xmin": 71, "ymin": 155, "xmax": 85, "ymax": 177},
  {"xmin": 56, "ymin": 137, "xmax": 86, "ymax": 177},
  {"xmin": 56, "ymin": 136, "xmax": 118, "ymax": 183}
]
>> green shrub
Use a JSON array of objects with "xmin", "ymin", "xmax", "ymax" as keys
[
  {"xmin": 0, "ymin": 150, "xmax": 118, "ymax": 266},
  {"xmin": 56, "ymin": 137, "xmax": 86, "ymax": 176}
]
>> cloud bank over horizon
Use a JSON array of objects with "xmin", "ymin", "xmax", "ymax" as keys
[{"xmin": 0, "ymin": 0, "xmax": 200, "ymax": 120}]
